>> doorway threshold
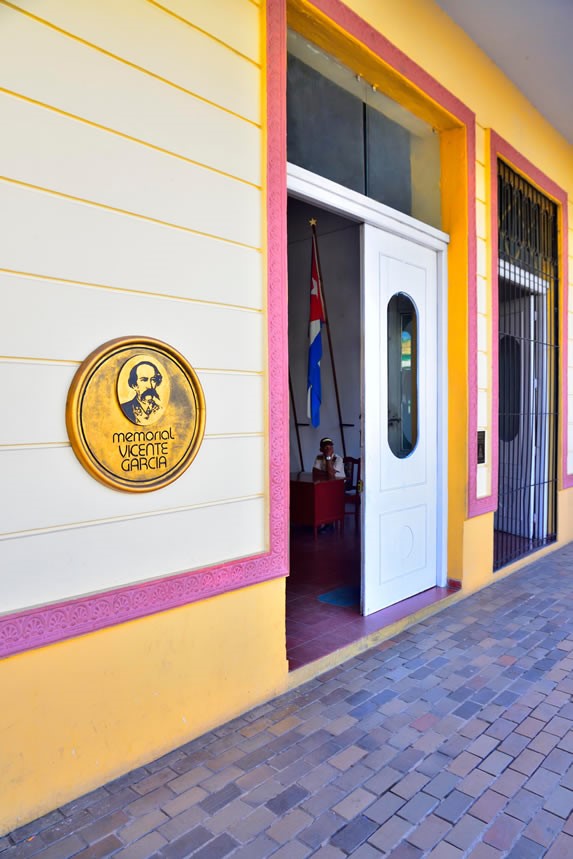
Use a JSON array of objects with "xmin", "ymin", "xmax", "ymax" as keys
[{"xmin": 287, "ymin": 584, "xmax": 459, "ymax": 674}]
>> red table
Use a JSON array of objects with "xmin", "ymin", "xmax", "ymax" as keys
[{"xmin": 290, "ymin": 472, "xmax": 345, "ymax": 538}]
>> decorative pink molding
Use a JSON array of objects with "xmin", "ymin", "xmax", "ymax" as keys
[
  {"xmin": 0, "ymin": 553, "xmax": 285, "ymax": 658},
  {"xmin": 0, "ymin": 0, "xmax": 290, "ymax": 660},
  {"xmin": 488, "ymin": 132, "xmax": 571, "ymax": 508}
]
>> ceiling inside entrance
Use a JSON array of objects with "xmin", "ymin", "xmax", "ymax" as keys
[{"xmin": 434, "ymin": 0, "xmax": 573, "ymax": 145}]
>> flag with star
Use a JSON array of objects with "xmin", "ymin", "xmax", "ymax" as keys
[{"xmin": 307, "ymin": 224, "xmax": 326, "ymax": 427}]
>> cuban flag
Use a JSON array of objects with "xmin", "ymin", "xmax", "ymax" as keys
[{"xmin": 307, "ymin": 231, "xmax": 326, "ymax": 427}]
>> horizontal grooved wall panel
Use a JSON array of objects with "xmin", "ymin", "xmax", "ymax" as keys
[
  {"xmin": 0, "ymin": 183, "xmax": 263, "ymax": 309},
  {"xmin": 0, "ymin": 9, "xmax": 261, "ymax": 185},
  {"xmin": 0, "ymin": 436, "xmax": 265, "ymax": 535},
  {"xmin": 0, "ymin": 365, "xmax": 264, "ymax": 445},
  {"xmin": 0, "ymin": 94, "xmax": 261, "ymax": 248},
  {"xmin": 1, "ymin": 497, "xmax": 266, "ymax": 613},
  {"xmin": 0, "ymin": 274, "xmax": 264, "ymax": 370},
  {"xmin": 155, "ymin": 0, "xmax": 261, "ymax": 62},
  {"xmin": 9, "ymin": 0, "xmax": 261, "ymax": 122}
]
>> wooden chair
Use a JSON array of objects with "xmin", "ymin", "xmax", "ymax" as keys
[{"xmin": 343, "ymin": 456, "xmax": 361, "ymax": 527}]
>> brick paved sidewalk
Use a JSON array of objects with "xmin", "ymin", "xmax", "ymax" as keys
[{"xmin": 4, "ymin": 544, "xmax": 573, "ymax": 858}]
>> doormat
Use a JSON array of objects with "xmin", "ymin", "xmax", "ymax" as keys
[{"xmin": 317, "ymin": 586, "xmax": 360, "ymax": 608}]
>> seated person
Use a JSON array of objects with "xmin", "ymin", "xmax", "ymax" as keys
[{"xmin": 312, "ymin": 437, "xmax": 345, "ymax": 481}]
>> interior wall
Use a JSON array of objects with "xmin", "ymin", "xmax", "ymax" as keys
[{"xmin": 288, "ymin": 198, "xmax": 361, "ymax": 471}]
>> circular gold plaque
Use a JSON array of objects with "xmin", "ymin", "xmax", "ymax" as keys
[{"xmin": 66, "ymin": 337, "xmax": 206, "ymax": 492}]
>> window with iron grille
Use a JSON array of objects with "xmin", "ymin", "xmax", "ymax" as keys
[{"xmin": 494, "ymin": 161, "xmax": 559, "ymax": 570}]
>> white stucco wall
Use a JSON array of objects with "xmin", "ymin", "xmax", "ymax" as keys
[{"xmin": 0, "ymin": 0, "xmax": 267, "ymax": 612}]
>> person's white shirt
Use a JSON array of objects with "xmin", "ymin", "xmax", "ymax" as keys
[{"xmin": 312, "ymin": 453, "xmax": 345, "ymax": 479}]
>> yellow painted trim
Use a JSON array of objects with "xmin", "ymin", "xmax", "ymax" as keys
[
  {"xmin": 440, "ymin": 127, "xmax": 470, "ymax": 579},
  {"xmin": 0, "ymin": 268, "xmax": 264, "ymax": 314},
  {"xmin": 558, "ymin": 488, "xmax": 573, "ymax": 545},
  {"xmin": 287, "ymin": 0, "xmax": 464, "ymax": 133},
  {"xmin": 462, "ymin": 512, "xmax": 494, "ymax": 591},
  {"xmin": 146, "ymin": 0, "xmax": 262, "ymax": 68},
  {"xmin": 1, "ymin": 1, "xmax": 261, "ymax": 128},
  {"xmin": 0, "ymin": 87, "xmax": 261, "ymax": 191},
  {"xmin": 0, "ymin": 177, "xmax": 262, "ymax": 252}
]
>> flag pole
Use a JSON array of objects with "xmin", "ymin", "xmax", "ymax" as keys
[
  {"xmin": 289, "ymin": 370, "xmax": 305, "ymax": 472},
  {"xmin": 310, "ymin": 219, "xmax": 347, "ymax": 457}
]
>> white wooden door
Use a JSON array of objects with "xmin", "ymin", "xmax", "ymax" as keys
[{"xmin": 362, "ymin": 225, "xmax": 439, "ymax": 614}]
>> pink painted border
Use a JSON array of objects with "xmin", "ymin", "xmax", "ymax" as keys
[
  {"xmin": 0, "ymin": 0, "xmax": 290, "ymax": 660},
  {"xmin": 488, "ymin": 132, "xmax": 571, "ymax": 510}
]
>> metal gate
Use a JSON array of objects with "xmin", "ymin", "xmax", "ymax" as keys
[{"xmin": 494, "ymin": 161, "xmax": 559, "ymax": 570}]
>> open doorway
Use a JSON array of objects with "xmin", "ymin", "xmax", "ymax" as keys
[
  {"xmin": 287, "ymin": 197, "xmax": 363, "ymax": 670},
  {"xmin": 284, "ymin": 31, "xmax": 451, "ymax": 671},
  {"xmin": 286, "ymin": 188, "xmax": 452, "ymax": 671},
  {"xmin": 494, "ymin": 161, "xmax": 559, "ymax": 569}
]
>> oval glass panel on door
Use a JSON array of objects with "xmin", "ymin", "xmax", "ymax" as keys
[{"xmin": 387, "ymin": 292, "xmax": 419, "ymax": 459}]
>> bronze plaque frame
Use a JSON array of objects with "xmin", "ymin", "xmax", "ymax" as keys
[{"xmin": 66, "ymin": 336, "xmax": 206, "ymax": 492}]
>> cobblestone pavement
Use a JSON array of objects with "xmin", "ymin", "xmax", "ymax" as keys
[{"xmin": 4, "ymin": 544, "xmax": 573, "ymax": 858}]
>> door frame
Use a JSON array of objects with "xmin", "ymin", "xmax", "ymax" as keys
[{"xmin": 287, "ymin": 162, "xmax": 450, "ymax": 597}]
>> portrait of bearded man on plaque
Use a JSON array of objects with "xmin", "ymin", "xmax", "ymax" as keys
[{"xmin": 117, "ymin": 356, "xmax": 169, "ymax": 426}]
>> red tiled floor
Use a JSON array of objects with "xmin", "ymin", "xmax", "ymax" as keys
[{"xmin": 286, "ymin": 519, "xmax": 456, "ymax": 670}]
